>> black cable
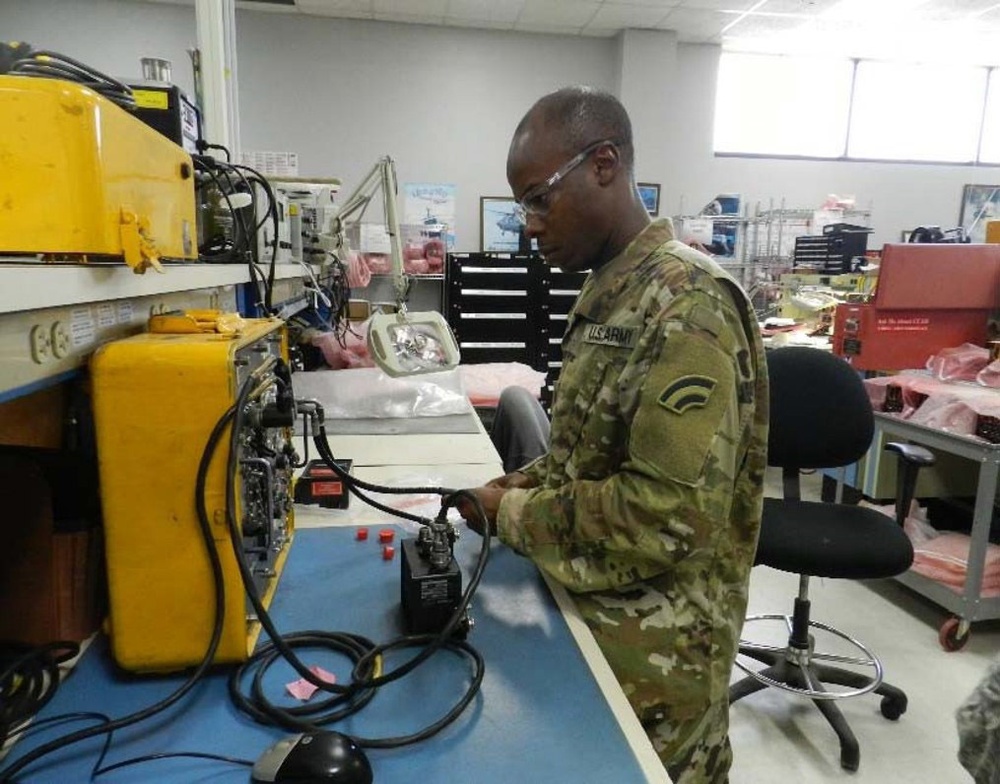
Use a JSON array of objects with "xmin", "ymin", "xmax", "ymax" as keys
[
  {"xmin": 95, "ymin": 752, "xmax": 253, "ymax": 776},
  {"xmin": 230, "ymin": 163, "xmax": 279, "ymax": 313},
  {"xmin": 0, "ymin": 388, "xmax": 239, "ymax": 782},
  {"xmin": 4, "ymin": 712, "xmax": 115, "ymax": 780},
  {"xmin": 291, "ymin": 403, "xmax": 452, "ymax": 525},
  {"xmin": 195, "ymin": 160, "xmax": 269, "ymax": 313},
  {"xmin": 9, "ymin": 50, "xmax": 135, "ymax": 110},
  {"xmin": 2, "ymin": 369, "xmax": 492, "ymax": 777},
  {"xmin": 226, "ymin": 393, "xmax": 491, "ymax": 748},
  {"xmin": 227, "ymin": 489, "xmax": 490, "ymax": 748},
  {"xmin": 195, "ymin": 140, "xmax": 233, "ymax": 162},
  {"xmin": 0, "ymin": 641, "xmax": 80, "ymax": 745}
]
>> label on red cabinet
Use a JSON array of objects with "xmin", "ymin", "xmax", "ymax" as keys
[{"xmin": 875, "ymin": 316, "xmax": 931, "ymax": 333}]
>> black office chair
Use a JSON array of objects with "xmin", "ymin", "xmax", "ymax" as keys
[{"xmin": 729, "ymin": 347, "xmax": 935, "ymax": 772}]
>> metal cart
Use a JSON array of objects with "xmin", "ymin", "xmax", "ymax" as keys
[{"xmin": 862, "ymin": 413, "xmax": 1000, "ymax": 650}]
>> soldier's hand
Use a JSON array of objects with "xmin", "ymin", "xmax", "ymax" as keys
[
  {"xmin": 456, "ymin": 486, "xmax": 506, "ymax": 536},
  {"xmin": 486, "ymin": 471, "xmax": 536, "ymax": 490}
]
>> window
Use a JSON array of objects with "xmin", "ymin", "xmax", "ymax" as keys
[
  {"xmin": 714, "ymin": 52, "xmax": 997, "ymax": 165},
  {"xmin": 847, "ymin": 61, "xmax": 986, "ymax": 162},
  {"xmin": 977, "ymin": 68, "xmax": 1000, "ymax": 164},
  {"xmin": 714, "ymin": 53, "xmax": 853, "ymax": 158}
]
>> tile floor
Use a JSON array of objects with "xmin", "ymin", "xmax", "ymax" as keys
[{"xmin": 728, "ymin": 469, "xmax": 999, "ymax": 783}]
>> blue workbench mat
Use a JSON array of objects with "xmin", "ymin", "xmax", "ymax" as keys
[{"xmin": 8, "ymin": 526, "xmax": 652, "ymax": 783}]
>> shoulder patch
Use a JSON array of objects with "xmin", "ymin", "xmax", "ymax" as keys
[{"xmin": 657, "ymin": 374, "xmax": 717, "ymax": 414}]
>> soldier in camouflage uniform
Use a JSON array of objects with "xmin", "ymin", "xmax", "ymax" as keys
[
  {"xmin": 457, "ymin": 86, "xmax": 769, "ymax": 784},
  {"xmin": 957, "ymin": 656, "xmax": 1000, "ymax": 784}
]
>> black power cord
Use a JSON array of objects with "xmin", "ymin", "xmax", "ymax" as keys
[
  {"xmin": 0, "ymin": 642, "xmax": 80, "ymax": 745},
  {"xmin": 8, "ymin": 49, "xmax": 135, "ymax": 111},
  {"xmin": 0, "ymin": 364, "xmax": 276, "ymax": 782},
  {"xmin": 224, "ymin": 383, "xmax": 491, "ymax": 749},
  {"xmin": 1, "ymin": 366, "xmax": 492, "ymax": 779},
  {"xmin": 192, "ymin": 155, "xmax": 280, "ymax": 316}
]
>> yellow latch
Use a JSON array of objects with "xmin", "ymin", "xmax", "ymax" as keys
[
  {"xmin": 120, "ymin": 207, "xmax": 164, "ymax": 274},
  {"xmin": 148, "ymin": 309, "xmax": 247, "ymax": 336}
]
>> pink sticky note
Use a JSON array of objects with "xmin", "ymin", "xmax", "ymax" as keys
[{"xmin": 285, "ymin": 665, "xmax": 337, "ymax": 701}]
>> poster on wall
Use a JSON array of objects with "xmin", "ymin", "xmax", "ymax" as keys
[
  {"xmin": 403, "ymin": 183, "xmax": 457, "ymax": 249},
  {"xmin": 480, "ymin": 196, "xmax": 523, "ymax": 252}
]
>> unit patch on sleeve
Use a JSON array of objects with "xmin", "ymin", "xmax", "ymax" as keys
[
  {"xmin": 582, "ymin": 323, "xmax": 639, "ymax": 349},
  {"xmin": 657, "ymin": 374, "xmax": 717, "ymax": 415}
]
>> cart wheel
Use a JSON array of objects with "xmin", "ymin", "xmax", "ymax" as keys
[
  {"xmin": 880, "ymin": 694, "xmax": 907, "ymax": 721},
  {"xmin": 939, "ymin": 617, "xmax": 970, "ymax": 652}
]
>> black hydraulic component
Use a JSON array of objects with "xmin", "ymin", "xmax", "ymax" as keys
[{"xmin": 400, "ymin": 513, "xmax": 471, "ymax": 638}]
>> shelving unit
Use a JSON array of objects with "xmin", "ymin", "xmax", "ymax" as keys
[
  {"xmin": 673, "ymin": 200, "xmax": 873, "ymax": 319},
  {"xmin": 0, "ymin": 260, "xmax": 309, "ymax": 402},
  {"xmin": 353, "ymin": 272, "xmax": 446, "ymax": 314}
]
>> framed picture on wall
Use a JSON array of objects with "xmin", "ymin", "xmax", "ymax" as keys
[
  {"xmin": 960, "ymin": 184, "xmax": 1000, "ymax": 243},
  {"xmin": 637, "ymin": 183, "xmax": 660, "ymax": 216},
  {"xmin": 480, "ymin": 196, "xmax": 524, "ymax": 252}
]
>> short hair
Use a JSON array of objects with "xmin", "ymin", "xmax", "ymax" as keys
[{"xmin": 515, "ymin": 86, "xmax": 635, "ymax": 172}]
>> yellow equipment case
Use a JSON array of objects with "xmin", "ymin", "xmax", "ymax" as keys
[
  {"xmin": 91, "ymin": 314, "xmax": 295, "ymax": 672},
  {"xmin": 0, "ymin": 74, "xmax": 197, "ymax": 272}
]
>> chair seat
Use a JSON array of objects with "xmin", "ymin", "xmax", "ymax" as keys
[{"xmin": 757, "ymin": 498, "xmax": 914, "ymax": 579}]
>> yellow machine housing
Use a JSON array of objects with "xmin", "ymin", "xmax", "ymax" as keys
[
  {"xmin": 0, "ymin": 75, "xmax": 197, "ymax": 272},
  {"xmin": 91, "ymin": 315, "xmax": 295, "ymax": 672}
]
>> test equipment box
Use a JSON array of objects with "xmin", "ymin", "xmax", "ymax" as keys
[
  {"xmin": 0, "ymin": 75, "xmax": 197, "ymax": 271},
  {"xmin": 92, "ymin": 314, "xmax": 295, "ymax": 672}
]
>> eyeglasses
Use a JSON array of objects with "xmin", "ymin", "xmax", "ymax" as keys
[{"xmin": 513, "ymin": 139, "xmax": 616, "ymax": 225}]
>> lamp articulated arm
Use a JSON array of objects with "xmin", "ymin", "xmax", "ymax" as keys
[
  {"xmin": 330, "ymin": 156, "xmax": 408, "ymax": 308},
  {"xmin": 328, "ymin": 155, "xmax": 460, "ymax": 377}
]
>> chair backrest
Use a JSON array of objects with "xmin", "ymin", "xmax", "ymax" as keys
[{"xmin": 766, "ymin": 347, "xmax": 874, "ymax": 469}]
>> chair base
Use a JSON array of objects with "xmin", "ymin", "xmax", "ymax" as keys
[{"xmin": 730, "ymin": 614, "xmax": 908, "ymax": 772}]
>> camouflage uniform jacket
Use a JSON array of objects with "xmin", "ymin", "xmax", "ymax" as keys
[
  {"xmin": 497, "ymin": 218, "xmax": 769, "ymax": 760},
  {"xmin": 957, "ymin": 656, "xmax": 1000, "ymax": 784}
]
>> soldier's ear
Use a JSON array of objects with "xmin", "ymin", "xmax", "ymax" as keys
[{"xmin": 592, "ymin": 143, "xmax": 620, "ymax": 187}]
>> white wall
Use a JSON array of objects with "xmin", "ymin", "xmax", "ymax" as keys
[
  {"xmin": 3, "ymin": 0, "xmax": 996, "ymax": 249},
  {"xmin": 1, "ymin": 0, "xmax": 197, "ymax": 97},
  {"xmin": 235, "ymin": 11, "xmax": 615, "ymax": 250}
]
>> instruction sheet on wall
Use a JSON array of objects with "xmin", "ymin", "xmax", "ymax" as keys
[{"xmin": 240, "ymin": 150, "xmax": 300, "ymax": 177}]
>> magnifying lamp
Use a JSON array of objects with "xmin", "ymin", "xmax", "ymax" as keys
[{"xmin": 329, "ymin": 156, "xmax": 460, "ymax": 377}]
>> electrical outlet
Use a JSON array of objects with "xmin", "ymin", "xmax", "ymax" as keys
[
  {"xmin": 50, "ymin": 321, "xmax": 71, "ymax": 359},
  {"xmin": 30, "ymin": 324, "xmax": 51, "ymax": 364}
]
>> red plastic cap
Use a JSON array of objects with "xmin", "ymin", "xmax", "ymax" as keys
[
  {"xmin": 378, "ymin": 529, "xmax": 394, "ymax": 544},
  {"xmin": 356, "ymin": 527, "xmax": 369, "ymax": 541},
  {"xmin": 382, "ymin": 545, "xmax": 395, "ymax": 561}
]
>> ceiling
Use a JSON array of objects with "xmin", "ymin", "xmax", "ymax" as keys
[
  {"xmin": 229, "ymin": 0, "xmax": 1000, "ymax": 43},
  {"xmin": 145, "ymin": 0, "xmax": 1000, "ymax": 63}
]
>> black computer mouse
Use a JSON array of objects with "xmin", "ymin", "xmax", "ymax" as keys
[{"xmin": 251, "ymin": 731, "xmax": 373, "ymax": 784}]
